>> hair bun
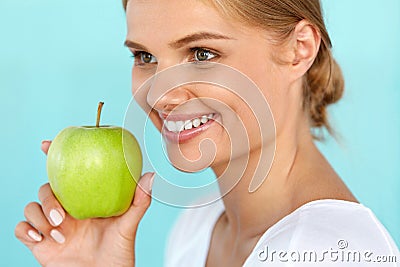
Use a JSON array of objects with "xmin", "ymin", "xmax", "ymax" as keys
[{"xmin": 305, "ymin": 47, "xmax": 344, "ymax": 132}]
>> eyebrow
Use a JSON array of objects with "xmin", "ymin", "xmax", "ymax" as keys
[
  {"xmin": 168, "ymin": 32, "xmax": 235, "ymax": 49},
  {"xmin": 124, "ymin": 40, "xmax": 148, "ymax": 51},
  {"xmin": 124, "ymin": 32, "xmax": 235, "ymax": 51}
]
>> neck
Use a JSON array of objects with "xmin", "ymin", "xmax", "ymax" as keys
[{"xmin": 211, "ymin": 123, "xmax": 319, "ymax": 241}]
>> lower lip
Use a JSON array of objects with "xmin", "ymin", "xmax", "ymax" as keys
[{"xmin": 162, "ymin": 115, "xmax": 218, "ymax": 144}]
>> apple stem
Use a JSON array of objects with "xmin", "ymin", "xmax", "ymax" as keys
[{"xmin": 96, "ymin": 102, "xmax": 104, "ymax": 128}]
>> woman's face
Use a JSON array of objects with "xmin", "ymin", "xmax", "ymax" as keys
[{"xmin": 125, "ymin": 0, "xmax": 300, "ymax": 174}]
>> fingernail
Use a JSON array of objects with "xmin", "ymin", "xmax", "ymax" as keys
[
  {"xmin": 148, "ymin": 172, "xmax": 155, "ymax": 192},
  {"xmin": 49, "ymin": 209, "xmax": 63, "ymax": 226},
  {"xmin": 50, "ymin": 229, "xmax": 65, "ymax": 244},
  {"xmin": 41, "ymin": 140, "xmax": 51, "ymax": 154},
  {"xmin": 28, "ymin": 230, "xmax": 42, "ymax": 242},
  {"xmin": 134, "ymin": 173, "xmax": 155, "ymax": 206}
]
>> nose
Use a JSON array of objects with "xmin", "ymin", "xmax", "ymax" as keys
[
  {"xmin": 147, "ymin": 86, "xmax": 192, "ymax": 113},
  {"xmin": 146, "ymin": 60, "xmax": 194, "ymax": 112}
]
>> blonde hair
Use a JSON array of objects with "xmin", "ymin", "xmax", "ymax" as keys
[{"xmin": 122, "ymin": 0, "xmax": 344, "ymax": 134}]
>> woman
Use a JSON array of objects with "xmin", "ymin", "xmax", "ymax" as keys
[{"xmin": 15, "ymin": 0, "xmax": 399, "ymax": 266}]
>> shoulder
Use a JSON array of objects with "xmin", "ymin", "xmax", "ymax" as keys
[
  {"xmin": 166, "ymin": 199, "xmax": 224, "ymax": 241},
  {"xmin": 291, "ymin": 200, "xmax": 397, "ymax": 248},
  {"xmin": 164, "ymin": 200, "xmax": 224, "ymax": 267},
  {"xmin": 245, "ymin": 199, "xmax": 399, "ymax": 266}
]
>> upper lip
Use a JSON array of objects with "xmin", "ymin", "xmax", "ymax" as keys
[{"xmin": 159, "ymin": 112, "xmax": 214, "ymax": 122}]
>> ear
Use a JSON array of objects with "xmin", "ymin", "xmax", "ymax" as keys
[{"xmin": 291, "ymin": 20, "xmax": 321, "ymax": 75}]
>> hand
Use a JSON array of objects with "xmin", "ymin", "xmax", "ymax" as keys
[{"xmin": 15, "ymin": 140, "xmax": 154, "ymax": 267}]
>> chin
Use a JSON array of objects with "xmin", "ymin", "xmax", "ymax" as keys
[{"xmin": 165, "ymin": 141, "xmax": 216, "ymax": 173}]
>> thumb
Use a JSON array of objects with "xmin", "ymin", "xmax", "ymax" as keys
[
  {"xmin": 41, "ymin": 140, "xmax": 52, "ymax": 155},
  {"xmin": 118, "ymin": 172, "xmax": 155, "ymax": 239}
]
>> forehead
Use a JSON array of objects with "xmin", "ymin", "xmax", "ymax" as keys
[{"xmin": 126, "ymin": 0, "xmax": 241, "ymax": 43}]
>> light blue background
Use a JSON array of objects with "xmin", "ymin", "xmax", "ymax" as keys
[{"xmin": 0, "ymin": 0, "xmax": 399, "ymax": 266}]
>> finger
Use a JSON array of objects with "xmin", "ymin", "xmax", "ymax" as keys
[
  {"xmin": 24, "ymin": 202, "xmax": 66, "ymax": 244},
  {"xmin": 133, "ymin": 172, "xmax": 155, "ymax": 208},
  {"xmin": 38, "ymin": 183, "xmax": 65, "ymax": 227},
  {"xmin": 41, "ymin": 140, "xmax": 52, "ymax": 155},
  {"xmin": 119, "ymin": 172, "xmax": 155, "ymax": 237},
  {"xmin": 15, "ymin": 221, "xmax": 43, "ymax": 250},
  {"xmin": 24, "ymin": 202, "xmax": 53, "ymax": 237}
]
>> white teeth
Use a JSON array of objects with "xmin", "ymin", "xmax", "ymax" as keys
[
  {"xmin": 164, "ymin": 113, "xmax": 214, "ymax": 133},
  {"xmin": 166, "ymin": 121, "xmax": 177, "ymax": 132},
  {"xmin": 184, "ymin": 120, "xmax": 193, "ymax": 130},
  {"xmin": 192, "ymin": 118, "xmax": 201, "ymax": 128},
  {"xmin": 175, "ymin": 121, "xmax": 184, "ymax": 131}
]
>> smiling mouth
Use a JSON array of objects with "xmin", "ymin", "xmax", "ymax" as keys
[{"xmin": 161, "ymin": 113, "xmax": 217, "ymax": 143}]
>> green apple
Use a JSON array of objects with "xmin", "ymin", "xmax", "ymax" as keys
[{"xmin": 46, "ymin": 102, "xmax": 142, "ymax": 219}]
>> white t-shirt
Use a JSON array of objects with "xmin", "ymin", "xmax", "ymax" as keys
[{"xmin": 165, "ymin": 199, "xmax": 399, "ymax": 266}]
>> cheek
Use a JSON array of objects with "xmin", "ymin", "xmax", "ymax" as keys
[
  {"xmin": 131, "ymin": 68, "xmax": 140, "ymax": 94},
  {"xmin": 237, "ymin": 58, "xmax": 291, "ymax": 134},
  {"xmin": 132, "ymin": 68, "xmax": 161, "ymax": 125},
  {"xmin": 131, "ymin": 68, "xmax": 158, "ymax": 94},
  {"xmin": 215, "ymin": 58, "xmax": 280, "ymax": 154},
  {"xmin": 148, "ymin": 111, "xmax": 162, "ymax": 131}
]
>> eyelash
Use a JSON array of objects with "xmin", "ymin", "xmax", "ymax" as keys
[
  {"xmin": 189, "ymin": 47, "xmax": 219, "ymax": 62},
  {"xmin": 130, "ymin": 51, "xmax": 156, "ymax": 66},
  {"xmin": 130, "ymin": 47, "xmax": 220, "ymax": 66}
]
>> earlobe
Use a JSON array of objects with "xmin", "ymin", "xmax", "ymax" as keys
[{"xmin": 292, "ymin": 20, "xmax": 321, "ymax": 70}]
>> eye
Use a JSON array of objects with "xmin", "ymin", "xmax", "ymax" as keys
[
  {"xmin": 192, "ymin": 48, "xmax": 217, "ymax": 62},
  {"xmin": 141, "ymin": 52, "xmax": 157, "ymax": 64},
  {"xmin": 132, "ymin": 51, "xmax": 158, "ymax": 65}
]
